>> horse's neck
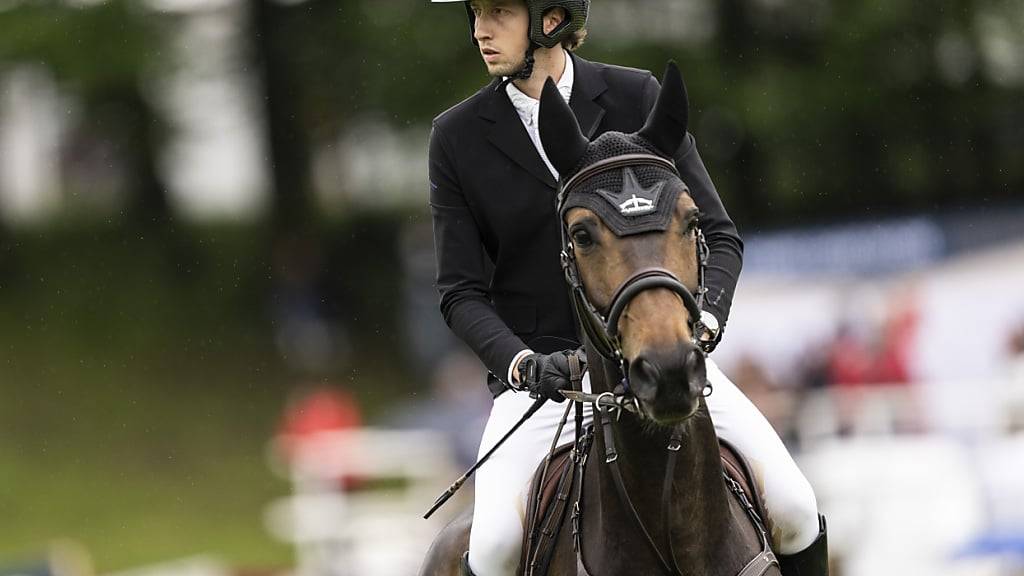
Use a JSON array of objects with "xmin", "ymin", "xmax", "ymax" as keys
[{"xmin": 587, "ymin": 363, "xmax": 732, "ymax": 572}]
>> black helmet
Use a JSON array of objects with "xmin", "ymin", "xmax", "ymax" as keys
[{"xmin": 431, "ymin": 0, "xmax": 589, "ymax": 48}]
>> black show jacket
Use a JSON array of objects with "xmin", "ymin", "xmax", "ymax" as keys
[{"xmin": 429, "ymin": 54, "xmax": 743, "ymax": 395}]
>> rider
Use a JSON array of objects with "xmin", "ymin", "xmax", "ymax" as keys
[{"xmin": 427, "ymin": 1, "xmax": 828, "ymax": 574}]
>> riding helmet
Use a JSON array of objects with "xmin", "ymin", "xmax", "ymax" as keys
[{"xmin": 430, "ymin": 0, "xmax": 589, "ymax": 48}]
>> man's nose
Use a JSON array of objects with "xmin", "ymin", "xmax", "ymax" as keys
[{"xmin": 473, "ymin": 15, "xmax": 492, "ymax": 42}]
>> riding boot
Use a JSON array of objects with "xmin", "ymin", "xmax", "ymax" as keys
[
  {"xmin": 460, "ymin": 551, "xmax": 477, "ymax": 576},
  {"xmin": 778, "ymin": 515, "xmax": 829, "ymax": 576}
]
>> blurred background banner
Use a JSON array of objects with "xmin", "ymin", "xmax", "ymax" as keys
[{"xmin": 0, "ymin": 0, "xmax": 1022, "ymax": 575}]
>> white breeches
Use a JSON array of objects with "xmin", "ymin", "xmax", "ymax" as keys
[{"xmin": 467, "ymin": 359, "xmax": 820, "ymax": 576}]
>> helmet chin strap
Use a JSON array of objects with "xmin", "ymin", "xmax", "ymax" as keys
[{"xmin": 495, "ymin": 42, "xmax": 539, "ymax": 91}]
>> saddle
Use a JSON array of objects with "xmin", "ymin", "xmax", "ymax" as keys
[{"xmin": 519, "ymin": 437, "xmax": 770, "ymax": 576}]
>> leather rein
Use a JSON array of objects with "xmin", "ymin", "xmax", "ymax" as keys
[{"xmin": 556, "ymin": 154, "xmax": 777, "ymax": 576}]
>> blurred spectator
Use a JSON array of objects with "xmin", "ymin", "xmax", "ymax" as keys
[
  {"xmin": 826, "ymin": 323, "xmax": 874, "ymax": 386},
  {"xmin": 270, "ymin": 233, "xmax": 351, "ymax": 374},
  {"xmin": 1008, "ymin": 322, "xmax": 1024, "ymax": 381},
  {"xmin": 730, "ymin": 354, "xmax": 798, "ymax": 444},
  {"xmin": 275, "ymin": 384, "xmax": 364, "ymax": 489},
  {"xmin": 823, "ymin": 296, "xmax": 919, "ymax": 389},
  {"xmin": 794, "ymin": 342, "xmax": 830, "ymax": 391},
  {"xmin": 278, "ymin": 385, "xmax": 363, "ymax": 442},
  {"xmin": 793, "ymin": 298, "xmax": 921, "ymax": 439},
  {"xmin": 1006, "ymin": 321, "xmax": 1024, "ymax": 432},
  {"xmin": 868, "ymin": 291, "xmax": 919, "ymax": 384}
]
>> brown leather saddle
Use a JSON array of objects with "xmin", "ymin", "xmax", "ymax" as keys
[{"xmin": 519, "ymin": 438, "xmax": 769, "ymax": 576}]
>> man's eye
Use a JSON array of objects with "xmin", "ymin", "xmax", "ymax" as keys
[{"xmin": 571, "ymin": 229, "xmax": 594, "ymax": 247}]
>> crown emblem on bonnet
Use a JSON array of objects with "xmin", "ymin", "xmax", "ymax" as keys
[
  {"xmin": 596, "ymin": 167, "xmax": 665, "ymax": 217},
  {"xmin": 619, "ymin": 195, "xmax": 654, "ymax": 215}
]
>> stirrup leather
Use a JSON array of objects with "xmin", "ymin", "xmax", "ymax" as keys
[{"xmin": 461, "ymin": 551, "xmax": 477, "ymax": 576}]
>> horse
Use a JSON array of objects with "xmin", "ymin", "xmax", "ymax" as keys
[{"xmin": 420, "ymin": 62, "xmax": 777, "ymax": 576}]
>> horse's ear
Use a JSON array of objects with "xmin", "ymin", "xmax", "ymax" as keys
[
  {"xmin": 638, "ymin": 61, "xmax": 689, "ymax": 157},
  {"xmin": 539, "ymin": 77, "xmax": 588, "ymax": 177}
]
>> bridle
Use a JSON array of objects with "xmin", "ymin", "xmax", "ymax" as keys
[
  {"xmin": 555, "ymin": 153, "xmax": 759, "ymax": 576},
  {"xmin": 557, "ymin": 153, "xmax": 710, "ymax": 381},
  {"xmin": 555, "ymin": 154, "xmax": 777, "ymax": 575}
]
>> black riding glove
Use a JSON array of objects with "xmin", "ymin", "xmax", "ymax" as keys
[{"xmin": 516, "ymin": 349, "xmax": 587, "ymax": 402}]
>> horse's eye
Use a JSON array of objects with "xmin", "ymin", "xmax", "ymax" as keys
[{"xmin": 571, "ymin": 228, "xmax": 594, "ymax": 248}]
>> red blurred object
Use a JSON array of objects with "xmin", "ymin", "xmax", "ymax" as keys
[
  {"xmin": 277, "ymin": 386, "xmax": 363, "ymax": 489},
  {"xmin": 827, "ymin": 328, "xmax": 873, "ymax": 386},
  {"xmin": 280, "ymin": 387, "xmax": 362, "ymax": 438},
  {"xmin": 870, "ymin": 303, "xmax": 919, "ymax": 384}
]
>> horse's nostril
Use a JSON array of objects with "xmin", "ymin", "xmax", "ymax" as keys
[
  {"xmin": 629, "ymin": 356, "xmax": 660, "ymax": 388},
  {"xmin": 685, "ymin": 347, "xmax": 707, "ymax": 392}
]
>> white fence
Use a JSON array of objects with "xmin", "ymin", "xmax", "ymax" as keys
[
  {"xmin": 264, "ymin": 428, "xmax": 461, "ymax": 576},
  {"xmin": 795, "ymin": 383, "xmax": 1024, "ymax": 576},
  {"xmin": 263, "ymin": 380, "xmax": 1024, "ymax": 576}
]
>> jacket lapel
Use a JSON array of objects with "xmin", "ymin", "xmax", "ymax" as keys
[
  {"xmin": 569, "ymin": 54, "xmax": 607, "ymax": 139},
  {"xmin": 477, "ymin": 55, "xmax": 608, "ymax": 189},
  {"xmin": 480, "ymin": 79, "xmax": 558, "ymax": 190}
]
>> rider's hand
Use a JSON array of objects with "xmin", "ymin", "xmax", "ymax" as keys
[{"xmin": 516, "ymin": 349, "xmax": 586, "ymax": 402}]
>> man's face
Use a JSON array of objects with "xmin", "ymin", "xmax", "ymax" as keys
[{"xmin": 469, "ymin": 0, "xmax": 531, "ymax": 77}]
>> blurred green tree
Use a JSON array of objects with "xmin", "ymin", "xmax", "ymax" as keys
[
  {"xmin": 0, "ymin": 0, "xmax": 171, "ymax": 226},
  {"xmin": 575, "ymin": 0, "xmax": 1024, "ymax": 227}
]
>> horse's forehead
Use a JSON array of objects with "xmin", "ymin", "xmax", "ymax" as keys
[
  {"xmin": 566, "ymin": 193, "xmax": 694, "ymax": 230},
  {"xmin": 561, "ymin": 166, "xmax": 688, "ymax": 237}
]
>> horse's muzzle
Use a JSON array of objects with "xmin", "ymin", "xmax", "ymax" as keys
[{"xmin": 628, "ymin": 343, "xmax": 707, "ymax": 423}]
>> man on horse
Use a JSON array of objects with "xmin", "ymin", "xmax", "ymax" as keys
[{"xmin": 427, "ymin": 1, "xmax": 829, "ymax": 574}]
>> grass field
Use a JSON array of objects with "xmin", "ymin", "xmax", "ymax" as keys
[{"xmin": 0, "ymin": 223, "xmax": 410, "ymax": 572}]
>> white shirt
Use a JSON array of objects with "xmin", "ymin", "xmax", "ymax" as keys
[
  {"xmin": 505, "ymin": 51, "xmax": 575, "ymax": 180},
  {"xmin": 502, "ymin": 51, "xmax": 575, "ymax": 386}
]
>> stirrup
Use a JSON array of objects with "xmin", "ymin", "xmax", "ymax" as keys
[
  {"xmin": 461, "ymin": 551, "xmax": 477, "ymax": 576},
  {"xmin": 778, "ymin": 515, "xmax": 829, "ymax": 576}
]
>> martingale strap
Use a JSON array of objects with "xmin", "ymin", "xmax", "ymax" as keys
[
  {"xmin": 596, "ymin": 404, "xmax": 681, "ymax": 576},
  {"xmin": 662, "ymin": 426, "xmax": 686, "ymax": 575},
  {"xmin": 565, "ymin": 381, "xmax": 778, "ymax": 573},
  {"xmin": 584, "ymin": 400, "xmax": 780, "ymax": 576}
]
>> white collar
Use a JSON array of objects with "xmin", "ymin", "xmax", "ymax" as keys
[{"xmin": 505, "ymin": 51, "xmax": 574, "ymax": 127}]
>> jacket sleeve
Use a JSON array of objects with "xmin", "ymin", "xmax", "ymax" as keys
[
  {"xmin": 641, "ymin": 74, "xmax": 744, "ymax": 340},
  {"xmin": 429, "ymin": 122, "xmax": 529, "ymax": 385}
]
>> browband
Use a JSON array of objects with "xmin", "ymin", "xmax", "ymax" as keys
[{"xmin": 561, "ymin": 153, "xmax": 678, "ymax": 195}]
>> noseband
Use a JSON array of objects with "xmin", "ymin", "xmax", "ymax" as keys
[{"xmin": 558, "ymin": 153, "xmax": 710, "ymax": 376}]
